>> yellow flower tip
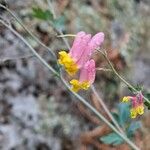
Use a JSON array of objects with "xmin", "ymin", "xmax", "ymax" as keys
[
  {"xmin": 122, "ymin": 96, "xmax": 130, "ymax": 103},
  {"xmin": 70, "ymin": 79, "xmax": 81, "ymax": 92},
  {"xmin": 58, "ymin": 50, "xmax": 68, "ymax": 65},
  {"xmin": 81, "ymin": 81, "xmax": 90, "ymax": 90},
  {"xmin": 58, "ymin": 50, "xmax": 67, "ymax": 56},
  {"xmin": 70, "ymin": 79, "xmax": 90, "ymax": 92},
  {"xmin": 136, "ymin": 105, "xmax": 144, "ymax": 115},
  {"xmin": 130, "ymin": 105, "xmax": 144, "ymax": 119},
  {"xmin": 58, "ymin": 50, "xmax": 78, "ymax": 75},
  {"xmin": 65, "ymin": 64, "xmax": 78, "ymax": 75},
  {"xmin": 130, "ymin": 108, "xmax": 137, "ymax": 119}
]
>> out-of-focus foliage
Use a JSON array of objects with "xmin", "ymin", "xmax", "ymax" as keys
[
  {"xmin": 100, "ymin": 103, "xmax": 141, "ymax": 145},
  {"xmin": 100, "ymin": 132, "xmax": 124, "ymax": 146},
  {"xmin": 32, "ymin": 6, "xmax": 66, "ymax": 30},
  {"xmin": 0, "ymin": 0, "xmax": 150, "ymax": 149},
  {"xmin": 32, "ymin": 7, "xmax": 53, "ymax": 20}
]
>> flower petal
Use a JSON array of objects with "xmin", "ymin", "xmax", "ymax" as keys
[
  {"xmin": 76, "ymin": 32, "xmax": 104, "ymax": 67},
  {"xmin": 69, "ymin": 31, "xmax": 91, "ymax": 64},
  {"xmin": 88, "ymin": 32, "xmax": 105, "ymax": 51},
  {"xmin": 130, "ymin": 108, "xmax": 137, "ymax": 118},
  {"xmin": 79, "ymin": 59, "xmax": 96, "ymax": 84}
]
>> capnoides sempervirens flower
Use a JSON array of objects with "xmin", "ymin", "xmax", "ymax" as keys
[
  {"xmin": 122, "ymin": 93, "xmax": 144, "ymax": 118},
  {"xmin": 70, "ymin": 59, "xmax": 95, "ymax": 92},
  {"xmin": 58, "ymin": 31, "xmax": 104, "ymax": 75},
  {"xmin": 58, "ymin": 31, "xmax": 104, "ymax": 92}
]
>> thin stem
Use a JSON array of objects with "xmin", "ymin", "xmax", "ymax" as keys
[
  {"xmin": 53, "ymin": 32, "xmax": 128, "ymax": 135},
  {"xmin": 61, "ymin": 75, "xmax": 140, "ymax": 150},
  {"xmin": 48, "ymin": 21, "xmax": 71, "ymax": 50},
  {"xmin": 57, "ymin": 29, "xmax": 71, "ymax": 49},
  {"xmin": 46, "ymin": 0, "xmax": 70, "ymax": 50},
  {"xmin": 96, "ymin": 68, "xmax": 112, "ymax": 72},
  {"xmin": 47, "ymin": 0, "xmax": 57, "ymax": 19},
  {"xmin": 47, "ymin": 1, "xmax": 140, "ymax": 149},
  {"xmin": 91, "ymin": 85, "xmax": 125, "ymax": 134},
  {"xmin": 0, "ymin": 20, "xmax": 59, "ymax": 77},
  {"xmin": 57, "ymin": 34, "xmax": 76, "ymax": 38},
  {"xmin": 98, "ymin": 49, "xmax": 150, "ymax": 105},
  {"xmin": 0, "ymin": 4, "xmax": 58, "ymax": 62},
  {"xmin": 0, "ymin": 18, "xmax": 140, "ymax": 150}
]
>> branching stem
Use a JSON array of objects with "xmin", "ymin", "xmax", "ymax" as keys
[
  {"xmin": 97, "ymin": 49, "xmax": 150, "ymax": 105},
  {"xmin": 0, "ymin": 3, "xmax": 142, "ymax": 149},
  {"xmin": 0, "ymin": 18, "xmax": 140, "ymax": 150}
]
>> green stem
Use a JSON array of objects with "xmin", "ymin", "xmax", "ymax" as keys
[
  {"xmin": 0, "ymin": 20, "xmax": 59, "ymax": 77},
  {"xmin": 46, "ymin": 1, "xmax": 140, "ymax": 149},
  {"xmin": 57, "ymin": 34, "xmax": 76, "ymax": 38},
  {"xmin": 0, "ymin": 3, "xmax": 139, "ymax": 150},
  {"xmin": 56, "ymin": 28, "xmax": 71, "ymax": 49},
  {"xmin": 0, "ymin": 18, "xmax": 140, "ymax": 150},
  {"xmin": 61, "ymin": 75, "xmax": 140, "ymax": 150},
  {"xmin": 91, "ymin": 85, "xmax": 125, "ymax": 134},
  {"xmin": 46, "ymin": 0, "xmax": 70, "ymax": 50},
  {"xmin": 47, "ymin": 0, "xmax": 57, "ymax": 19},
  {"xmin": 98, "ymin": 49, "xmax": 150, "ymax": 105},
  {"xmin": 0, "ymin": 4, "xmax": 57, "ymax": 61}
]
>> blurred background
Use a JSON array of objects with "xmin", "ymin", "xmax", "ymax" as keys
[{"xmin": 0, "ymin": 0, "xmax": 150, "ymax": 149}]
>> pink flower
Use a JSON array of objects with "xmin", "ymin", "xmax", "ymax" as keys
[
  {"xmin": 79, "ymin": 59, "xmax": 96, "ymax": 84},
  {"xmin": 69, "ymin": 31, "xmax": 91, "ymax": 67},
  {"xmin": 122, "ymin": 93, "xmax": 144, "ymax": 118},
  {"xmin": 58, "ymin": 31, "xmax": 104, "ymax": 75},
  {"xmin": 74, "ymin": 32, "xmax": 104, "ymax": 68},
  {"xmin": 70, "ymin": 59, "xmax": 96, "ymax": 92}
]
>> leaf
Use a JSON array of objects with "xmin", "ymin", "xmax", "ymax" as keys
[
  {"xmin": 117, "ymin": 103, "xmax": 130, "ymax": 127},
  {"xmin": 135, "ymin": 84, "xmax": 143, "ymax": 91},
  {"xmin": 144, "ymin": 101, "xmax": 150, "ymax": 110},
  {"xmin": 127, "ymin": 121, "xmax": 141, "ymax": 138},
  {"xmin": 143, "ymin": 92, "xmax": 150, "ymax": 109},
  {"xmin": 111, "ymin": 112, "xmax": 119, "ymax": 123},
  {"xmin": 32, "ymin": 7, "xmax": 53, "ymax": 20},
  {"xmin": 52, "ymin": 16, "xmax": 66, "ymax": 30},
  {"xmin": 145, "ymin": 93, "xmax": 150, "ymax": 100},
  {"xmin": 100, "ymin": 132, "xmax": 124, "ymax": 146}
]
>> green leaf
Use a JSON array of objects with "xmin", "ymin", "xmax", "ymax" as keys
[
  {"xmin": 145, "ymin": 93, "xmax": 150, "ymax": 100},
  {"xmin": 117, "ymin": 103, "xmax": 130, "ymax": 127},
  {"xmin": 52, "ymin": 16, "xmax": 65, "ymax": 30},
  {"xmin": 143, "ymin": 92, "xmax": 150, "ymax": 109},
  {"xmin": 100, "ymin": 132, "xmax": 124, "ymax": 145},
  {"xmin": 32, "ymin": 7, "xmax": 53, "ymax": 20},
  {"xmin": 127, "ymin": 121, "xmax": 141, "ymax": 138},
  {"xmin": 135, "ymin": 84, "xmax": 143, "ymax": 91},
  {"xmin": 111, "ymin": 112, "xmax": 119, "ymax": 123},
  {"xmin": 144, "ymin": 101, "xmax": 150, "ymax": 110}
]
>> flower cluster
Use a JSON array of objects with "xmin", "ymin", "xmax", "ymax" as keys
[
  {"xmin": 122, "ymin": 93, "xmax": 144, "ymax": 118},
  {"xmin": 58, "ymin": 31, "xmax": 104, "ymax": 92}
]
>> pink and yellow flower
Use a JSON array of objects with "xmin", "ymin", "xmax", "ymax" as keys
[
  {"xmin": 122, "ymin": 93, "xmax": 144, "ymax": 118},
  {"xmin": 70, "ymin": 59, "xmax": 96, "ymax": 92},
  {"xmin": 58, "ymin": 31, "xmax": 104, "ymax": 75}
]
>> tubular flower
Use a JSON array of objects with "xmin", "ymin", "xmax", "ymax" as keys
[
  {"xmin": 136, "ymin": 93, "xmax": 144, "ymax": 115},
  {"xmin": 122, "ymin": 93, "xmax": 144, "ymax": 118},
  {"xmin": 70, "ymin": 59, "xmax": 96, "ymax": 92},
  {"xmin": 58, "ymin": 51, "xmax": 78, "ymax": 75},
  {"xmin": 58, "ymin": 31, "xmax": 104, "ymax": 75},
  {"xmin": 122, "ymin": 96, "xmax": 131, "ymax": 102},
  {"xmin": 130, "ymin": 97, "xmax": 138, "ymax": 118}
]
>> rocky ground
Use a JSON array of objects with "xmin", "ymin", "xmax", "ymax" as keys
[{"xmin": 0, "ymin": 0, "xmax": 150, "ymax": 150}]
